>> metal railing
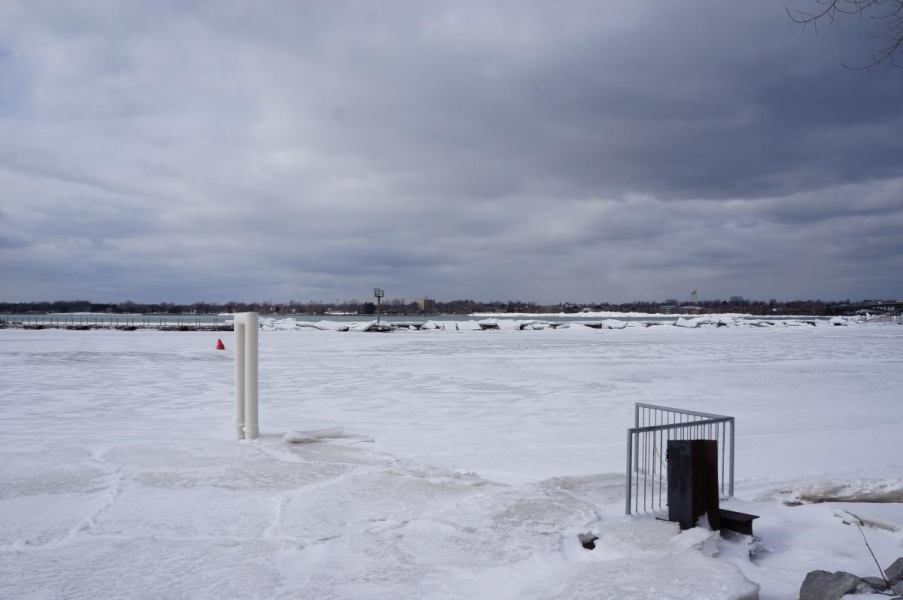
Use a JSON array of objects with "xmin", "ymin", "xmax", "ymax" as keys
[
  {"xmin": 626, "ymin": 402, "xmax": 734, "ymax": 515},
  {"xmin": 0, "ymin": 315, "xmax": 224, "ymax": 328}
]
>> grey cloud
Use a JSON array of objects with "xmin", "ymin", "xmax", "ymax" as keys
[
  {"xmin": 1, "ymin": 1, "xmax": 902, "ymax": 303},
  {"xmin": 0, "ymin": 234, "xmax": 27, "ymax": 250}
]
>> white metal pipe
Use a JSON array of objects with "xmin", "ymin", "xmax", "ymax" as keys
[
  {"xmin": 233, "ymin": 312, "xmax": 259, "ymax": 441},
  {"xmin": 244, "ymin": 312, "xmax": 259, "ymax": 440},
  {"xmin": 234, "ymin": 319, "xmax": 246, "ymax": 440}
]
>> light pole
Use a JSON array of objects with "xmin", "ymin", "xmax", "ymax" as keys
[{"xmin": 373, "ymin": 288, "xmax": 384, "ymax": 324}]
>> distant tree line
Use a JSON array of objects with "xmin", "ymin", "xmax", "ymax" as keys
[{"xmin": 0, "ymin": 296, "xmax": 888, "ymax": 316}]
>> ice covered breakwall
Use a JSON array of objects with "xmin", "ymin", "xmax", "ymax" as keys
[
  {"xmin": 0, "ymin": 315, "xmax": 868, "ymax": 332},
  {"xmin": 258, "ymin": 315, "xmax": 860, "ymax": 332}
]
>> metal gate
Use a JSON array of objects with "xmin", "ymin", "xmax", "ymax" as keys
[{"xmin": 626, "ymin": 403, "xmax": 734, "ymax": 515}]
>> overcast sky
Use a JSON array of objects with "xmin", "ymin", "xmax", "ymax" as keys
[{"xmin": 1, "ymin": 1, "xmax": 902, "ymax": 305}]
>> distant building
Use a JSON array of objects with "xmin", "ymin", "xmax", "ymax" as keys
[
  {"xmin": 416, "ymin": 297, "xmax": 436, "ymax": 313},
  {"xmin": 680, "ymin": 305, "xmax": 706, "ymax": 314}
]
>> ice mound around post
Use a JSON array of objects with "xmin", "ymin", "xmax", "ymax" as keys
[{"xmin": 283, "ymin": 427, "xmax": 345, "ymax": 443}]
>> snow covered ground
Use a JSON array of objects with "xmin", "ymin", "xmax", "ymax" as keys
[{"xmin": 1, "ymin": 322, "xmax": 902, "ymax": 599}]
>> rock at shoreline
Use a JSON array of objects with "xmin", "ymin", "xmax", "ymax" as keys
[
  {"xmin": 800, "ymin": 560, "xmax": 903, "ymax": 600},
  {"xmin": 887, "ymin": 557, "xmax": 903, "ymax": 585},
  {"xmin": 799, "ymin": 570, "xmax": 864, "ymax": 600}
]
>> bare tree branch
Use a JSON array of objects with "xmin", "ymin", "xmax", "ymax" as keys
[{"xmin": 788, "ymin": 0, "xmax": 903, "ymax": 68}]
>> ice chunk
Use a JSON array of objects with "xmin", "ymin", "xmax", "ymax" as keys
[{"xmin": 284, "ymin": 427, "xmax": 345, "ymax": 443}]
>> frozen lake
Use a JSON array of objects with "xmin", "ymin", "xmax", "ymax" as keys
[{"xmin": 2, "ymin": 322, "xmax": 902, "ymax": 599}]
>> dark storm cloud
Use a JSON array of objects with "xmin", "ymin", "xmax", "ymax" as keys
[{"xmin": 1, "ymin": 0, "xmax": 901, "ymax": 303}]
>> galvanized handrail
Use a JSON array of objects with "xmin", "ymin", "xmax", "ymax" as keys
[{"xmin": 626, "ymin": 403, "xmax": 735, "ymax": 515}]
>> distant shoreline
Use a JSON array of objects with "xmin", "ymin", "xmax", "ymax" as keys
[{"xmin": 1, "ymin": 310, "xmax": 816, "ymax": 319}]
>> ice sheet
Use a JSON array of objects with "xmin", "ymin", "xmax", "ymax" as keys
[{"xmin": 1, "ymin": 323, "xmax": 901, "ymax": 598}]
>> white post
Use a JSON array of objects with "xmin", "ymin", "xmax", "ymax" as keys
[
  {"xmin": 234, "ymin": 312, "xmax": 259, "ymax": 440},
  {"xmin": 244, "ymin": 312, "xmax": 259, "ymax": 440},
  {"xmin": 235, "ymin": 319, "xmax": 245, "ymax": 440}
]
